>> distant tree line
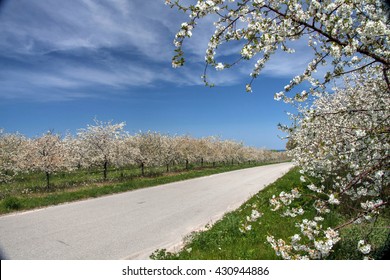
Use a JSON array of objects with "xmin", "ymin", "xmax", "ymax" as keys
[{"xmin": 0, "ymin": 119, "xmax": 289, "ymax": 188}]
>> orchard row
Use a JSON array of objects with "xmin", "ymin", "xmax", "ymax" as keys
[{"xmin": 0, "ymin": 120, "xmax": 288, "ymax": 187}]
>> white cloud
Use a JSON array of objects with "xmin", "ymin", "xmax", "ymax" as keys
[
  {"xmin": 0, "ymin": 0, "xmax": 181, "ymax": 59},
  {"xmin": 262, "ymin": 51, "xmax": 311, "ymax": 78},
  {"xmin": 0, "ymin": 0, "xmax": 192, "ymax": 100},
  {"xmin": 0, "ymin": 0, "xmax": 319, "ymax": 102}
]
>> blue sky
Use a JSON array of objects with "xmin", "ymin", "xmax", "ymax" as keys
[{"xmin": 0, "ymin": 0, "xmax": 313, "ymax": 149}]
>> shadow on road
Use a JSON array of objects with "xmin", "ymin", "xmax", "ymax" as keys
[{"xmin": 0, "ymin": 247, "xmax": 7, "ymax": 260}]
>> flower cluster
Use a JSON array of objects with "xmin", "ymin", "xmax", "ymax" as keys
[
  {"xmin": 269, "ymin": 188, "xmax": 301, "ymax": 211},
  {"xmin": 267, "ymin": 225, "xmax": 341, "ymax": 259},
  {"xmin": 168, "ymin": 0, "xmax": 389, "ymax": 97},
  {"xmin": 239, "ymin": 205, "xmax": 263, "ymax": 233},
  {"xmin": 358, "ymin": 240, "xmax": 372, "ymax": 255}
]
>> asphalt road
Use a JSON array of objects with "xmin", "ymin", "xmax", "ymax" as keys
[{"xmin": 0, "ymin": 162, "xmax": 293, "ymax": 259}]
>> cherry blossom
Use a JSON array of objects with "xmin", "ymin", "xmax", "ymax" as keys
[
  {"xmin": 167, "ymin": 0, "xmax": 389, "ymax": 98},
  {"xmin": 76, "ymin": 119, "xmax": 127, "ymax": 180},
  {"xmin": 167, "ymin": 1, "xmax": 389, "ymax": 259}
]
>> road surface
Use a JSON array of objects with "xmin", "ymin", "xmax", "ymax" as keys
[{"xmin": 0, "ymin": 162, "xmax": 293, "ymax": 259}]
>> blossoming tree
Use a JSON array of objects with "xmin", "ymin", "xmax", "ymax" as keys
[
  {"xmin": 167, "ymin": 0, "xmax": 389, "ymax": 96},
  {"xmin": 27, "ymin": 131, "xmax": 71, "ymax": 189},
  {"xmin": 77, "ymin": 119, "xmax": 126, "ymax": 180},
  {"xmin": 167, "ymin": 0, "xmax": 389, "ymax": 258},
  {"xmin": 160, "ymin": 134, "xmax": 180, "ymax": 172},
  {"xmin": 0, "ymin": 130, "xmax": 28, "ymax": 183},
  {"xmin": 269, "ymin": 70, "xmax": 389, "ymax": 259},
  {"xmin": 131, "ymin": 131, "xmax": 164, "ymax": 176}
]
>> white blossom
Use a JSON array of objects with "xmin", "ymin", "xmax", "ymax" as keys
[
  {"xmin": 328, "ymin": 194, "xmax": 340, "ymax": 205},
  {"xmin": 358, "ymin": 240, "xmax": 372, "ymax": 255},
  {"xmin": 215, "ymin": 62, "xmax": 224, "ymax": 71},
  {"xmin": 168, "ymin": 0, "xmax": 389, "ymax": 99},
  {"xmin": 26, "ymin": 0, "xmax": 386, "ymax": 260}
]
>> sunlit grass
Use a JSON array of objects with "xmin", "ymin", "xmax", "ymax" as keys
[
  {"xmin": 151, "ymin": 168, "xmax": 389, "ymax": 260},
  {"xmin": 151, "ymin": 167, "xmax": 314, "ymax": 260}
]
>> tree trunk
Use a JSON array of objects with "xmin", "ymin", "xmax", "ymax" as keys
[
  {"xmin": 185, "ymin": 159, "xmax": 189, "ymax": 170},
  {"xmin": 201, "ymin": 157, "xmax": 204, "ymax": 167},
  {"xmin": 103, "ymin": 161, "xmax": 108, "ymax": 180},
  {"xmin": 141, "ymin": 162, "xmax": 145, "ymax": 176},
  {"xmin": 46, "ymin": 172, "xmax": 50, "ymax": 189},
  {"xmin": 166, "ymin": 164, "xmax": 169, "ymax": 172}
]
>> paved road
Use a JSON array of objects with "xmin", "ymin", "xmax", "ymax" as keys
[{"xmin": 0, "ymin": 162, "xmax": 293, "ymax": 259}]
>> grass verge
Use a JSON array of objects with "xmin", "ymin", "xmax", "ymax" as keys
[
  {"xmin": 0, "ymin": 162, "xmax": 285, "ymax": 215},
  {"xmin": 150, "ymin": 168, "xmax": 389, "ymax": 260}
]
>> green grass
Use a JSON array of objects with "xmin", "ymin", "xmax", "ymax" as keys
[
  {"xmin": 150, "ymin": 168, "xmax": 389, "ymax": 260},
  {"xmin": 2, "ymin": 161, "xmax": 284, "ymax": 197},
  {"xmin": 0, "ymin": 161, "xmax": 286, "ymax": 215}
]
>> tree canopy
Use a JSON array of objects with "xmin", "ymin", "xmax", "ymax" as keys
[{"xmin": 167, "ymin": 0, "xmax": 389, "ymax": 259}]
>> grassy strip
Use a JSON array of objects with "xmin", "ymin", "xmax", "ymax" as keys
[
  {"xmin": 0, "ymin": 162, "xmax": 284, "ymax": 215},
  {"xmin": 151, "ymin": 168, "xmax": 389, "ymax": 260}
]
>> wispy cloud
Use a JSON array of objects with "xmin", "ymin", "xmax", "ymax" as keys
[
  {"xmin": 0, "ymin": 0, "xmax": 314, "ymax": 102},
  {"xmin": 0, "ymin": 0, "xmax": 178, "ymax": 58},
  {"xmin": 0, "ymin": 0, "xmax": 190, "ymax": 100}
]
